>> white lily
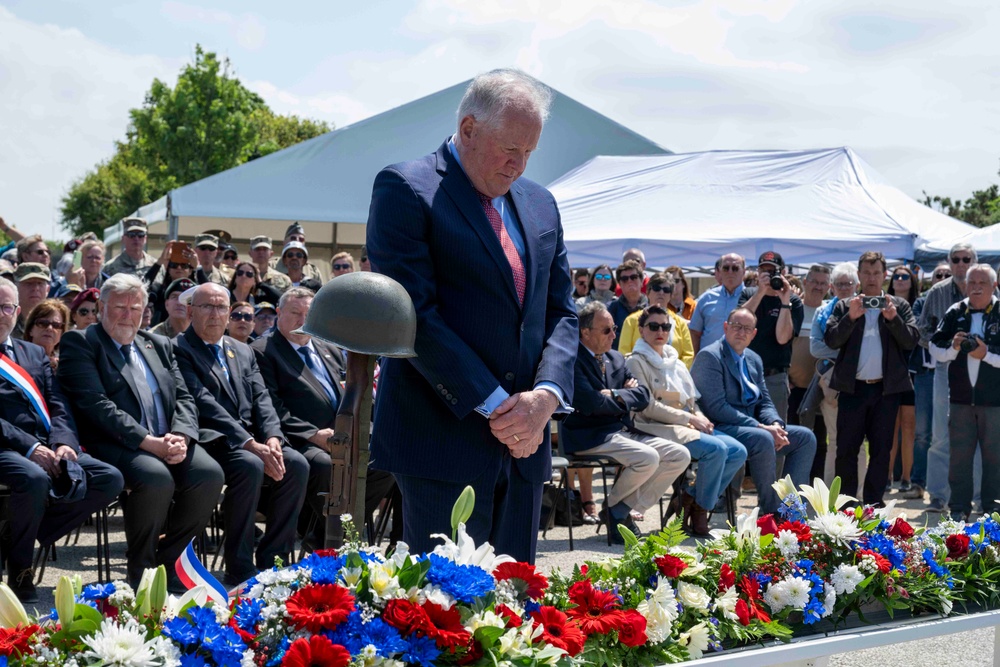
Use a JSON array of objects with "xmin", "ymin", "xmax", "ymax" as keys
[
  {"xmin": 431, "ymin": 522, "xmax": 514, "ymax": 572},
  {"xmin": 798, "ymin": 477, "xmax": 855, "ymax": 516},
  {"xmin": 772, "ymin": 475, "xmax": 797, "ymax": 503},
  {"xmin": 734, "ymin": 507, "xmax": 761, "ymax": 549},
  {"xmin": 0, "ymin": 582, "xmax": 29, "ymax": 627},
  {"xmin": 162, "ymin": 585, "xmax": 210, "ymax": 619}
]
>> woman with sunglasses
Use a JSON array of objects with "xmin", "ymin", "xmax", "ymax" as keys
[
  {"xmin": 626, "ymin": 305, "xmax": 747, "ymax": 536},
  {"xmin": 229, "ymin": 261, "xmax": 282, "ymax": 307},
  {"xmin": 23, "ymin": 299, "xmax": 70, "ymax": 370},
  {"xmin": 617, "ymin": 272, "xmax": 695, "ymax": 367},
  {"xmin": 664, "ymin": 265, "xmax": 697, "ymax": 320},
  {"xmin": 886, "ymin": 265, "xmax": 920, "ymax": 497},
  {"xmin": 575, "ymin": 264, "xmax": 617, "ymax": 310},
  {"xmin": 69, "ymin": 288, "xmax": 99, "ymax": 330},
  {"xmin": 144, "ymin": 240, "xmax": 197, "ymax": 326},
  {"xmin": 226, "ymin": 301, "xmax": 255, "ymax": 343}
]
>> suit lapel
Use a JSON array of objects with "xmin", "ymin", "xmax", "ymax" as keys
[
  {"xmin": 135, "ymin": 335, "xmax": 172, "ymax": 415},
  {"xmin": 188, "ymin": 330, "xmax": 237, "ymax": 405},
  {"xmin": 314, "ymin": 340, "xmax": 345, "ymax": 401},
  {"xmin": 276, "ymin": 332, "xmax": 330, "ymax": 403},
  {"xmin": 95, "ymin": 326, "xmax": 143, "ymax": 408},
  {"xmin": 221, "ymin": 338, "xmax": 243, "ymax": 408}
]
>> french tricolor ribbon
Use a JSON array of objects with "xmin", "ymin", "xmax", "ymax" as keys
[
  {"xmin": 175, "ymin": 540, "xmax": 230, "ymax": 607},
  {"xmin": 0, "ymin": 352, "xmax": 51, "ymax": 433}
]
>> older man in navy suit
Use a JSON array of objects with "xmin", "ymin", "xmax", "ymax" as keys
[
  {"xmin": 690, "ymin": 307, "xmax": 816, "ymax": 516},
  {"xmin": 365, "ymin": 69, "xmax": 578, "ymax": 563}
]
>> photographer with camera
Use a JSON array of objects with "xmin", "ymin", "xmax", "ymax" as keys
[
  {"xmin": 737, "ymin": 251, "xmax": 803, "ymax": 421},
  {"xmin": 824, "ymin": 251, "xmax": 920, "ymax": 505},
  {"xmin": 929, "ymin": 264, "xmax": 1000, "ymax": 522}
]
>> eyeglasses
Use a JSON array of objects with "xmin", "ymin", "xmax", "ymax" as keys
[
  {"xmin": 288, "ymin": 235, "xmax": 305, "ymax": 243},
  {"xmin": 125, "ymin": 231, "xmax": 147, "ymax": 239},
  {"xmin": 833, "ymin": 281, "xmax": 857, "ymax": 289},
  {"xmin": 934, "ymin": 272, "xmax": 951, "ymax": 279},
  {"xmin": 575, "ymin": 279, "xmax": 589, "ymax": 285},
  {"xmin": 236, "ymin": 269, "xmax": 256, "ymax": 278},
  {"xmin": 34, "ymin": 319, "xmax": 64, "ymax": 330},
  {"xmin": 332, "ymin": 263, "xmax": 352, "ymax": 270},
  {"xmin": 285, "ymin": 252, "xmax": 306, "ymax": 259},
  {"xmin": 619, "ymin": 274, "xmax": 641, "ymax": 282},
  {"xmin": 230, "ymin": 312, "xmax": 254, "ymax": 322},
  {"xmin": 892, "ymin": 274, "xmax": 911, "ymax": 281},
  {"xmin": 727, "ymin": 322, "xmax": 754, "ymax": 333},
  {"xmin": 951, "ymin": 256, "xmax": 972, "ymax": 264},
  {"xmin": 255, "ymin": 312, "xmax": 277, "ymax": 320},
  {"xmin": 167, "ymin": 262, "xmax": 190, "ymax": 270},
  {"xmin": 594, "ymin": 273, "xmax": 612, "ymax": 281},
  {"xmin": 76, "ymin": 307, "xmax": 95, "ymax": 316},
  {"xmin": 223, "ymin": 253, "xmax": 238, "ymax": 260},
  {"xmin": 196, "ymin": 245, "xmax": 216, "ymax": 252},
  {"xmin": 193, "ymin": 304, "xmax": 229, "ymax": 314},
  {"xmin": 648, "ymin": 284, "xmax": 673, "ymax": 293},
  {"xmin": 586, "ymin": 325, "xmax": 618, "ymax": 335},
  {"xmin": 719, "ymin": 265, "xmax": 742, "ymax": 272},
  {"xmin": 30, "ymin": 248, "xmax": 51, "ymax": 256},
  {"xmin": 0, "ymin": 304, "xmax": 17, "ymax": 316},
  {"xmin": 644, "ymin": 321, "xmax": 672, "ymax": 332}
]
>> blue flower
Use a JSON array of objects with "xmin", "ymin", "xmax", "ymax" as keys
[
  {"xmin": 403, "ymin": 635, "xmax": 441, "ymax": 667},
  {"xmin": 179, "ymin": 654, "xmax": 209, "ymax": 667},
  {"xmin": 201, "ymin": 624, "xmax": 247, "ymax": 667},
  {"xmin": 360, "ymin": 618, "xmax": 408, "ymax": 656},
  {"xmin": 326, "ymin": 610, "xmax": 365, "ymax": 655},
  {"xmin": 162, "ymin": 616, "xmax": 201, "ymax": 648},
  {"xmin": 423, "ymin": 553, "xmax": 495, "ymax": 603},
  {"xmin": 187, "ymin": 605, "xmax": 223, "ymax": 633},
  {"xmin": 777, "ymin": 493, "xmax": 807, "ymax": 523},
  {"xmin": 80, "ymin": 582, "xmax": 116, "ymax": 601},
  {"xmin": 234, "ymin": 598, "xmax": 266, "ymax": 632},
  {"xmin": 922, "ymin": 548, "xmax": 954, "ymax": 587},
  {"xmin": 297, "ymin": 552, "xmax": 347, "ymax": 585},
  {"xmin": 523, "ymin": 599, "xmax": 541, "ymax": 615},
  {"xmin": 265, "ymin": 636, "xmax": 292, "ymax": 667},
  {"xmin": 863, "ymin": 533, "xmax": 907, "ymax": 573}
]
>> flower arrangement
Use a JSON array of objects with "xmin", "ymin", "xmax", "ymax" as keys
[{"xmin": 3, "ymin": 479, "xmax": 1000, "ymax": 666}]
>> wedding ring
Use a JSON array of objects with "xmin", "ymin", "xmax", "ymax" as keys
[{"xmin": 513, "ymin": 434, "xmax": 521, "ymax": 442}]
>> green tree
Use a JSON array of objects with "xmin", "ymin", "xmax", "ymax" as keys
[
  {"xmin": 60, "ymin": 45, "xmax": 330, "ymax": 238},
  {"xmin": 922, "ymin": 162, "xmax": 1000, "ymax": 228}
]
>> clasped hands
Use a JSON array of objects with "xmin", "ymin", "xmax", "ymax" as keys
[
  {"xmin": 761, "ymin": 422, "xmax": 790, "ymax": 450},
  {"xmin": 245, "ymin": 437, "xmax": 286, "ymax": 480},
  {"xmin": 490, "ymin": 389, "xmax": 559, "ymax": 459},
  {"xmin": 29, "ymin": 444, "xmax": 78, "ymax": 478},
  {"xmin": 140, "ymin": 432, "xmax": 189, "ymax": 465}
]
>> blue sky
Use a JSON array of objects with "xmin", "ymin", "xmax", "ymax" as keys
[{"xmin": 2, "ymin": 0, "xmax": 998, "ymax": 241}]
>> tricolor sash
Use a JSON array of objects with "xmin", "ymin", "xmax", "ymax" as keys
[{"xmin": 0, "ymin": 352, "xmax": 51, "ymax": 433}]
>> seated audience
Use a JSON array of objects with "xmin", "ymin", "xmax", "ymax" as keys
[
  {"xmin": 690, "ymin": 307, "xmax": 816, "ymax": 516},
  {"xmin": 23, "ymin": 299, "xmax": 69, "ymax": 370},
  {"xmin": 149, "ymin": 278, "xmax": 196, "ymax": 339},
  {"xmin": 229, "ymin": 261, "xmax": 283, "ymax": 307},
  {"xmin": 104, "ymin": 218, "xmax": 157, "ymax": 278},
  {"xmin": 144, "ymin": 241, "xmax": 197, "ymax": 326},
  {"xmin": 193, "ymin": 234, "xmax": 229, "ymax": 286},
  {"xmin": 562, "ymin": 301, "xmax": 691, "ymax": 543},
  {"xmin": 330, "ymin": 251, "xmax": 355, "ymax": 278},
  {"xmin": 607, "ymin": 260, "xmax": 648, "ymax": 349},
  {"xmin": 0, "ymin": 277, "xmax": 124, "ymax": 602},
  {"xmin": 174, "ymin": 283, "xmax": 308, "ymax": 585},
  {"xmin": 573, "ymin": 268, "xmax": 591, "ymax": 299},
  {"xmin": 617, "ymin": 272, "xmax": 694, "ymax": 366},
  {"xmin": 79, "ymin": 240, "xmax": 110, "ymax": 290},
  {"xmin": 664, "ymin": 265, "xmax": 697, "ymax": 320},
  {"xmin": 575, "ymin": 263, "xmax": 616, "ymax": 310},
  {"xmin": 249, "ymin": 236, "xmax": 293, "ymax": 295},
  {"xmin": 70, "ymin": 288, "xmax": 99, "ymax": 330},
  {"xmin": 226, "ymin": 302, "xmax": 255, "ymax": 344},
  {"xmin": 16, "ymin": 234, "xmax": 68, "ymax": 297},
  {"xmin": 272, "ymin": 222, "xmax": 324, "ymax": 283},
  {"xmin": 14, "ymin": 263, "xmax": 51, "ymax": 339},
  {"xmin": 278, "ymin": 242, "xmax": 314, "ymax": 287},
  {"xmin": 626, "ymin": 306, "xmax": 746, "ymax": 536},
  {"xmin": 57, "ymin": 274, "xmax": 225, "ymax": 589},
  {"xmin": 251, "ymin": 302, "xmax": 277, "ymax": 341}
]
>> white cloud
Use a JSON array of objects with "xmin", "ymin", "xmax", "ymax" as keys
[{"xmin": 161, "ymin": 1, "xmax": 266, "ymax": 51}]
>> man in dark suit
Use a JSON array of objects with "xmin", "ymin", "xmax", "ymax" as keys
[
  {"xmin": 561, "ymin": 302, "xmax": 690, "ymax": 543},
  {"xmin": 365, "ymin": 69, "xmax": 578, "ymax": 563},
  {"xmin": 175, "ymin": 283, "xmax": 308, "ymax": 584},
  {"xmin": 57, "ymin": 274, "xmax": 224, "ymax": 589},
  {"xmin": 690, "ymin": 307, "xmax": 816, "ymax": 516},
  {"xmin": 251, "ymin": 287, "xmax": 397, "ymax": 546},
  {"xmin": 0, "ymin": 278, "xmax": 124, "ymax": 602}
]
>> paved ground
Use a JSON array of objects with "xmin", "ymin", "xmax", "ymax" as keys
[{"xmin": 11, "ymin": 484, "xmax": 995, "ymax": 665}]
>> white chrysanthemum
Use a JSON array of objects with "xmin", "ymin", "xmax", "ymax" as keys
[
  {"xmin": 637, "ymin": 576, "xmax": 680, "ymax": 644},
  {"xmin": 107, "ymin": 581, "xmax": 135, "ymax": 608},
  {"xmin": 823, "ymin": 583, "xmax": 837, "ymax": 618},
  {"xmin": 830, "ymin": 564, "xmax": 865, "ymax": 595},
  {"xmin": 150, "ymin": 635, "xmax": 181, "ymax": 667},
  {"xmin": 340, "ymin": 513, "xmax": 353, "ymax": 522},
  {"xmin": 267, "ymin": 584, "xmax": 292, "ymax": 602},
  {"xmin": 712, "ymin": 585, "xmax": 739, "ymax": 622},
  {"xmin": 241, "ymin": 649, "xmax": 256, "ymax": 667},
  {"xmin": 764, "ymin": 580, "xmax": 790, "ymax": 611},
  {"xmin": 809, "ymin": 512, "xmax": 862, "ymax": 546},
  {"xmin": 83, "ymin": 619, "xmax": 157, "ymax": 667},
  {"xmin": 784, "ymin": 578, "xmax": 812, "ymax": 609},
  {"xmin": 255, "ymin": 569, "xmax": 279, "ymax": 585},
  {"xmin": 677, "ymin": 582, "xmax": 711, "ymax": 612},
  {"xmin": 680, "ymin": 622, "xmax": 711, "ymax": 659},
  {"xmin": 776, "ymin": 530, "xmax": 800, "ymax": 559}
]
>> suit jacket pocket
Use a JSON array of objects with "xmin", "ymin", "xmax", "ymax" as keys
[{"xmin": 538, "ymin": 228, "xmax": 556, "ymax": 250}]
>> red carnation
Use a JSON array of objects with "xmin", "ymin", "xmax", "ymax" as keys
[
  {"xmin": 567, "ymin": 579, "xmax": 624, "ymax": 636},
  {"xmin": 282, "ymin": 635, "xmax": 351, "ymax": 667},
  {"xmin": 0, "ymin": 624, "xmax": 40, "ymax": 657},
  {"xmin": 615, "ymin": 609, "xmax": 648, "ymax": 647},
  {"xmin": 717, "ymin": 563, "xmax": 735, "ymax": 592},
  {"xmin": 312, "ymin": 548, "xmax": 339, "ymax": 558},
  {"xmin": 859, "ymin": 549, "xmax": 891, "ymax": 574},
  {"xmin": 757, "ymin": 514, "xmax": 779, "ymax": 536},
  {"xmin": 421, "ymin": 601, "xmax": 472, "ymax": 650},
  {"xmin": 887, "ymin": 518, "xmax": 915, "ymax": 539},
  {"xmin": 383, "ymin": 599, "xmax": 428, "ymax": 636},
  {"xmin": 946, "ymin": 533, "xmax": 971, "ymax": 559},
  {"xmin": 653, "ymin": 554, "xmax": 688, "ymax": 579},
  {"xmin": 777, "ymin": 520, "xmax": 812, "ymax": 542},
  {"xmin": 494, "ymin": 562, "xmax": 550, "ymax": 599},
  {"xmin": 495, "ymin": 604, "xmax": 524, "ymax": 628},
  {"xmin": 285, "ymin": 584, "xmax": 356, "ymax": 633},
  {"xmin": 530, "ymin": 606, "xmax": 586, "ymax": 656}
]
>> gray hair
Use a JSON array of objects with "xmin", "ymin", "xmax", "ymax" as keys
[
  {"xmin": 578, "ymin": 300, "xmax": 608, "ymax": 331},
  {"xmin": 0, "ymin": 277, "xmax": 17, "ymax": 304},
  {"xmin": 100, "ymin": 273, "xmax": 148, "ymax": 309},
  {"xmin": 830, "ymin": 261, "xmax": 859, "ymax": 285},
  {"xmin": 967, "ymin": 263, "xmax": 997, "ymax": 284},
  {"xmin": 950, "ymin": 242, "xmax": 978, "ymax": 264},
  {"xmin": 457, "ymin": 69, "xmax": 553, "ymax": 130},
  {"xmin": 278, "ymin": 286, "xmax": 316, "ymax": 309}
]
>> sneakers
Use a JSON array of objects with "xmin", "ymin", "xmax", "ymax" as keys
[
  {"xmin": 950, "ymin": 511, "xmax": 969, "ymax": 523},
  {"xmin": 7, "ymin": 568, "xmax": 38, "ymax": 604},
  {"xmin": 901, "ymin": 483, "xmax": 924, "ymax": 500},
  {"xmin": 926, "ymin": 498, "xmax": 947, "ymax": 513}
]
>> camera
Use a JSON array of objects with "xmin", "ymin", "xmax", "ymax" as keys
[
  {"xmin": 960, "ymin": 333, "xmax": 983, "ymax": 354},
  {"xmin": 769, "ymin": 275, "xmax": 785, "ymax": 291},
  {"xmin": 862, "ymin": 295, "xmax": 886, "ymax": 309}
]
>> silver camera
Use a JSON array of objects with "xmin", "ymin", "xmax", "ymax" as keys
[{"xmin": 862, "ymin": 295, "xmax": 887, "ymax": 309}]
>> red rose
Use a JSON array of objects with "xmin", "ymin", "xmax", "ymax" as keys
[
  {"xmin": 282, "ymin": 635, "xmax": 351, "ymax": 667},
  {"xmin": 887, "ymin": 518, "xmax": 915, "ymax": 539},
  {"xmin": 757, "ymin": 515, "xmax": 779, "ymax": 536},
  {"xmin": 382, "ymin": 599, "xmax": 428, "ymax": 635},
  {"xmin": 615, "ymin": 609, "xmax": 648, "ymax": 647},
  {"xmin": 285, "ymin": 584, "xmax": 356, "ymax": 633},
  {"xmin": 777, "ymin": 521, "xmax": 812, "ymax": 542},
  {"xmin": 494, "ymin": 604, "xmax": 524, "ymax": 628},
  {"xmin": 494, "ymin": 562, "xmax": 550, "ymax": 599},
  {"xmin": 580, "ymin": 564, "xmax": 589, "ymax": 576},
  {"xmin": 654, "ymin": 554, "xmax": 688, "ymax": 579},
  {"xmin": 530, "ymin": 606, "xmax": 586, "ymax": 656},
  {"xmin": 567, "ymin": 579, "xmax": 624, "ymax": 636},
  {"xmin": 946, "ymin": 534, "xmax": 971, "ymax": 559},
  {"xmin": 735, "ymin": 599, "xmax": 751, "ymax": 626},
  {"xmin": 717, "ymin": 563, "xmax": 735, "ymax": 592}
]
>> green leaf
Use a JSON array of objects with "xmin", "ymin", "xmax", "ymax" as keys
[
  {"xmin": 828, "ymin": 477, "xmax": 842, "ymax": 513},
  {"xmin": 474, "ymin": 625, "xmax": 506, "ymax": 646},
  {"xmin": 75, "ymin": 603, "xmax": 105, "ymax": 626},
  {"xmin": 451, "ymin": 486, "xmax": 476, "ymax": 540}
]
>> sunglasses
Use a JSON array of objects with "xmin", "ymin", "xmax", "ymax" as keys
[
  {"xmin": 285, "ymin": 252, "xmax": 306, "ymax": 259},
  {"xmin": 34, "ymin": 319, "xmax": 64, "ymax": 330},
  {"xmin": 30, "ymin": 248, "xmax": 51, "ymax": 255},
  {"xmin": 594, "ymin": 273, "xmax": 612, "ymax": 281},
  {"xmin": 934, "ymin": 272, "xmax": 951, "ymax": 279},
  {"xmin": 619, "ymin": 274, "xmax": 641, "ymax": 282},
  {"xmin": 223, "ymin": 253, "xmax": 238, "ymax": 260},
  {"xmin": 892, "ymin": 274, "xmax": 911, "ymax": 281},
  {"xmin": 236, "ymin": 269, "xmax": 256, "ymax": 278},
  {"xmin": 644, "ymin": 321, "xmax": 672, "ymax": 332},
  {"xmin": 720, "ymin": 265, "xmax": 742, "ymax": 272},
  {"xmin": 167, "ymin": 262, "xmax": 190, "ymax": 270},
  {"xmin": 196, "ymin": 245, "xmax": 216, "ymax": 252},
  {"xmin": 125, "ymin": 231, "xmax": 147, "ymax": 239},
  {"xmin": 230, "ymin": 312, "xmax": 254, "ymax": 322},
  {"xmin": 589, "ymin": 325, "xmax": 617, "ymax": 335},
  {"xmin": 648, "ymin": 284, "xmax": 673, "ymax": 293},
  {"xmin": 76, "ymin": 307, "xmax": 95, "ymax": 316},
  {"xmin": 332, "ymin": 263, "xmax": 352, "ymax": 270},
  {"xmin": 951, "ymin": 256, "xmax": 972, "ymax": 264}
]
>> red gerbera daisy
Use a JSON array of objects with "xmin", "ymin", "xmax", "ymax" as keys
[
  {"xmin": 0, "ymin": 624, "xmax": 40, "ymax": 657},
  {"xmin": 420, "ymin": 601, "xmax": 472, "ymax": 650},
  {"xmin": 285, "ymin": 584, "xmax": 356, "ymax": 633},
  {"xmin": 530, "ymin": 606, "xmax": 586, "ymax": 656},
  {"xmin": 281, "ymin": 635, "xmax": 351, "ymax": 667},
  {"xmin": 777, "ymin": 520, "xmax": 812, "ymax": 542},
  {"xmin": 566, "ymin": 579, "xmax": 624, "ymax": 636},
  {"xmin": 494, "ymin": 561, "xmax": 550, "ymax": 599}
]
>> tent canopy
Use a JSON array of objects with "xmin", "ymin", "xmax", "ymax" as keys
[
  {"xmin": 108, "ymin": 79, "xmax": 669, "ymax": 246},
  {"xmin": 550, "ymin": 147, "xmax": 975, "ymax": 270},
  {"xmin": 915, "ymin": 223, "xmax": 1000, "ymax": 267}
]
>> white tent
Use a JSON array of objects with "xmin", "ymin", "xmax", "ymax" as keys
[
  {"xmin": 549, "ymin": 147, "xmax": 975, "ymax": 270},
  {"xmin": 915, "ymin": 223, "xmax": 1000, "ymax": 266},
  {"xmin": 107, "ymin": 79, "xmax": 669, "ymax": 259}
]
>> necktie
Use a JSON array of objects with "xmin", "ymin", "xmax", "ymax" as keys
[
  {"xmin": 120, "ymin": 344, "xmax": 160, "ymax": 435},
  {"xmin": 741, "ymin": 357, "xmax": 760, "ymax": 405},
  {"xmin": 476, "ymin": 192, "xmax": 525, "ymax": 305},
  {"xmin": 209, "ymin": 343, "xmax": 233, "ymax": 387},
  {"xmin": 594, "ymin": 353, "xmax": 607, "ymax": 385},
  {"xmin": 298, "ymin": 347, "xmax": 339, "ymax": 409}
]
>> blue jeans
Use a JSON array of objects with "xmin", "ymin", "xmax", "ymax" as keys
[
  {"xmin": 684, "ymin": 432, "xmax": 747, "ymax": 510},
  {"xmin": 911, "ymin": 370, "xmax": 934, "ymax": 488},
  {"xmin": 716, "ymin": 424, "xmax": 816, "ymax": 515}
]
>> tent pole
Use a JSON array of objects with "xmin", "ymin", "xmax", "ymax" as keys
[{"xmin": 167, "ymin": 192, "xmax": 179, "ymax": 240}]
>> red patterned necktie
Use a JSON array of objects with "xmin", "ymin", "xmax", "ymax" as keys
[{"xmin": 476, "ymin": 192, "xmax": 525, "ymax": 305}]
